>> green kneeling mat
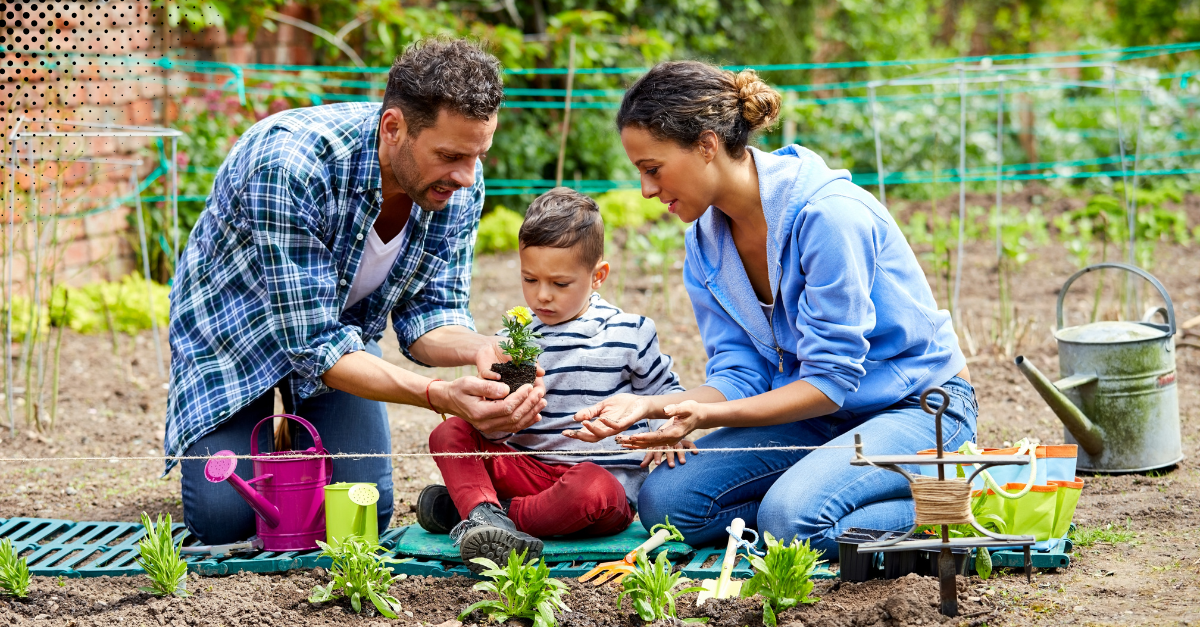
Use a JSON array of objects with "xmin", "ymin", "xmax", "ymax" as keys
[{"xmin": 393, "ymin": 524, "xmax": 693, "ymax": 564}]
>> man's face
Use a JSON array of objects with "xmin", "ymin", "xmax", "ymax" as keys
[{"xmin": 379, "ymin": 107, "xmax": 498, "ymax": 210}]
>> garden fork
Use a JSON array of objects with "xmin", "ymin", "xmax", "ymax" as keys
[{"xmin": 578, "ymin": 527, "xmax": 675, "ymax": 585}]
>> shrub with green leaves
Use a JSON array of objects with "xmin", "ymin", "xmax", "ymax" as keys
[
  {"xmin": 596, "ymin": 189, "xmax": 667, "ymax": 231},
  {"xmin": 310, "ymin": 537, "xmax": 409, "ymax": 617},
  {"xmin": 741, "ymin": 532, "xmax": 822, "ymax": 626},
  {"xmin": 477, "ymin": 205, "xmax": 525, "ymax": 254},
  {"xmin": 137, "ymin": 513, "xmax": 189, "ymax": 597},
  {"xmin": 0, "ymin": 538, "xmax": 31, "ymax": 598},
  {"xmin": 617, "ymin": 551, "xmax": 706, "ymax": 624},
  {"xmin": 459, "ymin": 549, "xmax": 570, "ymax": 627}
]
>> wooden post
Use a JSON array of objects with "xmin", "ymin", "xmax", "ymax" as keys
[{"xmin": 555, "ymin": 35, "xmax": 577, "ymax": 188}]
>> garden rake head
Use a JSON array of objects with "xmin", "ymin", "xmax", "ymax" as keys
[{"xmin": 579, "ymin": 527, "xmax": 674, "ymax": 585}]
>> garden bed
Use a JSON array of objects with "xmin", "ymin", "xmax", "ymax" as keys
[{"xmin": 3, "ymin": 194, "xmax": 1200, "ymax": 624}]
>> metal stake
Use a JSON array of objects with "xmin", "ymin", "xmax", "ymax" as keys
[
  {"xmin": 869, "ymin": 84, "xmax": 886, "ymax": 204},
  {"xmin": 554, "ymin": 35, "xmax": 577, "ymax": 188},
  {"xmin": 952, "ymin": 67, "xmax": 967, "ymax": 327},
  {"xmin": 1109, "ymin": 66, "xmax": 1134, "ymax": 318},
  {"xmin": 995, "ymin": 77, "xmax": 1005, "ymax": 262},
  {"xmin": 131, "ymin": 168, "xmax": 166, "ymax": 377},
  {"xmin": 170, "ymin": 136, "xmax": 180, "ymax": 275}
]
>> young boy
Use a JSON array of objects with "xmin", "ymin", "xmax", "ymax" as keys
[{"xmin": 418, "ymin": 187, "xmax": 685, "ymax": 570}]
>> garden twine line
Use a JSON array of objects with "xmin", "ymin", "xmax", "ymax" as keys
[{"xmin": 0, "ymin": 444, "xmax": 858, "ymax": 464}]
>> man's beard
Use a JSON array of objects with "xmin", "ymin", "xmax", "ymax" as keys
[{"xmin": 390, "ymin": 137, "xmax": 462, "ymax": 211}]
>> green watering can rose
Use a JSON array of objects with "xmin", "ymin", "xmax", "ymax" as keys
[{"xmin": 325, "ymin": 483, "xmax": 381, "ymax": 546}]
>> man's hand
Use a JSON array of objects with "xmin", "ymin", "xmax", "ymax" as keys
[
  {"xmin": 640, "ymin": 440, "xmax": 698, "ymax": 469},
  {"xmin": 563, "ymin": 393, "xmax": 650, "ymax": 443},
  {"xmin": 430, "ymin": 377, "xmax": 546, "ymax": 433},
  {"xmin": 615, "ymin": 399, "xmax": 708, "ymax": 449}
]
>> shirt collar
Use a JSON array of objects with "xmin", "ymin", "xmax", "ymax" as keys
[{"xmin": 354, "ymin": 106, "xmax": 384, "ymax": 193}]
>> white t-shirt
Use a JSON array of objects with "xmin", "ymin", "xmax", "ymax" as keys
[{"xmin": 345, "ymin": 220, "xmax": 411, "ymax": 309}]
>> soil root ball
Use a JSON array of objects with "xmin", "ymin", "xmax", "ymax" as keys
[{"xmin": 492, "ymin": 362, "xmax": 538, "ymax": 396}]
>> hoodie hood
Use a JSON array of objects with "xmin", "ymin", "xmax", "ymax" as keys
[{"xmin": 687, "ymin": 145, "xmax": 852, "ymax": 353}]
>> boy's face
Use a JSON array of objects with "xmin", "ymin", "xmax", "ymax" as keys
[{"xmin": 518, "ymin": 245, "xmax": 610, "ymax": 326}]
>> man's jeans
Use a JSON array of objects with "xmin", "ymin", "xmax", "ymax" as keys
[
  {"xmin": 637, "ymin": 377, "xmax": 978, "ymax": 557},
  {"xmin": 180, "ymin": 342, "xmax": 394, "ymax": 545}
]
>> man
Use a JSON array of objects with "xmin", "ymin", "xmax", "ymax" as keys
[{"xmin": 166, "ymin": 38, "xmax": 546, "ymax": 547}]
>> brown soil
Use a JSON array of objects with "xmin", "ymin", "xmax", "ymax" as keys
[
  {"xmin": 3, "ymin": 189, "xmax": 1200, "ymax": 625},
  {"xmin": 491, "ymin": 362, "xmax": 538, "ymax": 397}
]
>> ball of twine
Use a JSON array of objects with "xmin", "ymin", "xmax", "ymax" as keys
[{"xmin": 911, "ymin": 476, "xmax": 974, "ymax": 526}]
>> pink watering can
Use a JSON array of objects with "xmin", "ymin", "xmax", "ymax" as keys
[{"xmin": 204, "ymin": 414, "xmax": 332, "ymax": 551}]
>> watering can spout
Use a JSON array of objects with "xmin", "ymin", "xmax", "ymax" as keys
[
  {"xmin": 204, "ymin": 451, "xmax": 282, "ymax": 529},
  {"xmin": 1014, "ymin": 356, "xmax": 1105, "ymax": 457}
]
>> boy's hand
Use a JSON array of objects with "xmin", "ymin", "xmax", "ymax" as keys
[
  {"xmin": 640, "ymin": 440, "xmax": 698, "ymax": 469},
  {"xmin": 564, "ymin": 393, "xmax": 649, "ymax": 443}
]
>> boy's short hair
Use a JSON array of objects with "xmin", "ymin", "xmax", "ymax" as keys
[{"xmin": 519, "ymin": 188, "xmax": 605, "ymax": 267}]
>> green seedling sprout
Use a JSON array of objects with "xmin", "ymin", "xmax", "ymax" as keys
[
  {"xmin": 459, "ymin": 549, "xmax": 570, "ymax": 627},
  {"xmin": 499, "ymin": 306, "xmax": 544, "ymax": 367},
  {"xmin": 740, "ymin": 532, "xmax": 823, "ymax": 626},
  {"xmin": 617, "ymin": 550, "xmax": 707, "ymax": 624},
  {"xmin": 136, "ymin": 512, "xmax": 189, "ymax": 597},
  {"xmin": 309, "ymin": 537, "xmax": 409, "ymax": 617},
  {"xmin": 0, "ymin": 537, "xmax": 31, "ymax": 598}
]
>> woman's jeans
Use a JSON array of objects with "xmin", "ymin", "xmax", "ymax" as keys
[
  {"xmin": 180, "ymin": 342, "xmax": 394, "ymax": 545},
  {"xmin": 637, "ymin": 377, "xmax": 978, "ymax": 558}
]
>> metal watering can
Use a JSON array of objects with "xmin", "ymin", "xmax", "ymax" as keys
[
  {"xmin": 1016, "ymin": 263, "xmax": 1182, "ymax": 473},
  {"xmin": 204, "ymin": 414, "xmax": 332, "ymax": 551},
  {"xmin": 325, "ymin": 483, "xmax": 380, "ymax": 546}
]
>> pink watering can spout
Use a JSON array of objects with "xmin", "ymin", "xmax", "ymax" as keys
[
  {"xmin": 204, "ymin": 452, "xmax": 282, "ymax": 529},
  {"xmin": 202, "ymin": 414, "xmax": 332, "ymax": 551}
]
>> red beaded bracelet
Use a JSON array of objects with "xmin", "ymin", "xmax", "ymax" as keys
[{"xmin": 426, "ymin": 379, "xmax": 448, "ymax": 422}]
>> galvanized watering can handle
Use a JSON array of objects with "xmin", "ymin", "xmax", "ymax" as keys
[
  {"xmin": 1056, "ymin": 262, "xmax": 1176, "ymax": 336},
  {"xmin": 250, "ymin": 413, "xmax": 329, "ymax": 457}
]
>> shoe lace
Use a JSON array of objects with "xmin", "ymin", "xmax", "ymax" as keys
[{"xmin": 449, "ymin": 517, "xmax": 479, "ymax": 546}]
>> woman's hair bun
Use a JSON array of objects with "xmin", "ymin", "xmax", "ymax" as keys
[{"xmin": 733, "ymin": 69, "xmax": 781, "ymax": 131}]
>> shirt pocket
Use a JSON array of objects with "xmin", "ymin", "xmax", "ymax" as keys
[{"xmin": 580, "ymin": 355, "xmax": 631, "ymax": 405}]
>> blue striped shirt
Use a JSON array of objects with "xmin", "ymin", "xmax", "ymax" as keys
[
  {"xmin": 492, "ymin": 294, "xmax": 684, "ymax": 502},
  {"xmin": 165, "ymin": 102, "xmax": 483, "ymax": 471}
]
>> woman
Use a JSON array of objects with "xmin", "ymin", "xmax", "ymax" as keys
[{"xmin": 564, "ymin": 61, "xmax": 976, "ymax": 556}]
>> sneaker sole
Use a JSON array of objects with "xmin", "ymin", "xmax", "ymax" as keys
[
  {"xmin": 459, "ymin": 527, "xmax": 544, "ymax": 573},
  {"xmin": 416, "ymin": 485, "xmax": 460, "ymax": 534}
]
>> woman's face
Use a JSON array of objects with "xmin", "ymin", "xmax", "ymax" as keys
[{"xmin": 620, "ymin": 126, "xmax": 714, "ymax": 223}]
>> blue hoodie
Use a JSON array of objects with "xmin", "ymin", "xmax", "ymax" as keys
[{"xmin": 684, "ymin": 145, "xmax": 965, "ymax": 416}]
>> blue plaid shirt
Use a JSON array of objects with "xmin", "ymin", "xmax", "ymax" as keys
[{"xmin": 165, "ymin": 102, "xmax": 483, "ymax": 470}]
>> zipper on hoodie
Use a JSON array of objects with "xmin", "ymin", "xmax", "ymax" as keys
[{"xmin": 706, "ymin": 278, "xmax": 786, "ymax": 374}]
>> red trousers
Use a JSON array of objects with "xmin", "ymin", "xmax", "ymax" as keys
[{"xmin": 429, "ymin": 417, "xmax": 633, "ymax": 538}]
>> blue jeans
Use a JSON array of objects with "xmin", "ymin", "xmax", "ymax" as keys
[
  {"xmin": 637, "ymin": 377, "xmax": 978, "ymax": 558},
  {"xmin": 180, "ymin": 342, "xmax": 394, "ymax": 545}
]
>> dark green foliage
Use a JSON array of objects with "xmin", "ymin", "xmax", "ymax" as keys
[
  {"xmin": 617, "ymin": 551, "xmax": 707, "ymax": 623},
  {"xmin": 309, "ymin": 538, "xmax": 409, "ymax": 618},
  {"xmin": 741, "ymin": 533, "xmax": 823, "ymax": 626},
  {"xmin": 459, "ymin": 550, "xmax": 570, "ymax": 627}
]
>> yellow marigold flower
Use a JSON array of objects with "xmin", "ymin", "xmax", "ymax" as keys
[{"xmin": 506, "ymin": 306, "xmax": 533, "ymax": 326}]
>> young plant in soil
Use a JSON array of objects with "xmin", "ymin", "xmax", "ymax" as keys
[
  {"xmin": 136, "ymin": 513, "xmax": 189, "ymax": 597},
  {"xmin": 494, "ymin": 306, "xmax": 543, "ymax": 396},
  {"xmin": 0, "ymin": 537, "xmax": 31, "ymax": 598},
  {"xmin": 309, "ymin": 537, "xmax": 409, "ymax": 618},
  {"xmin": 459, "ymin": 549, "xmax": 570, "ymax": 627},
  {"xmin": 740, "ymin": 532, "xmax": 823, "ymax": 626},
  {"xmin": 617, "ymin": 550, "xmax": 707, "ymax": 623}
]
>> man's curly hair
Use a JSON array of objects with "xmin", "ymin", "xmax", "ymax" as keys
[{"xmin": 382, "ymin": 38, "xmax": 504, "ymax": 136}]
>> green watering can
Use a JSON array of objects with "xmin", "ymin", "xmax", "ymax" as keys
[{"xmin": 325, "ymin": 483, "xmax": 381, "ymax": 546}]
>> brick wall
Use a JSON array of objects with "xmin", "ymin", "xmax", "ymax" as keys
[{"xmin": 2, "ymin": 2, "xmax": 316, "ymax": 293}]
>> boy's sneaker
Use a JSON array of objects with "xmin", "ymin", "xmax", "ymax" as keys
[
  {"xmin": 450, "ymin": 503, "xmax": 543, "ymax": 573},
  {"xmin": 416, "ymin": 485, "xmax": 461, "ymax": 534}
]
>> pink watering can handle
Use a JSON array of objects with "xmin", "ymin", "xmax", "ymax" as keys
[{"xmin": 249, "ymin": 414, "xmax": 333, "ymax": 479}]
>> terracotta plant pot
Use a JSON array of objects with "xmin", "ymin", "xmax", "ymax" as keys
[{"xmin": 492, "ymin": 362, "xmax": 537, "ymax": 397}]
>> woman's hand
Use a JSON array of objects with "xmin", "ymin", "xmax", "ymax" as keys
[
  {"xmin": 615, "ymin": 400, "xmax": 711, "ymax": 449},
  {"xmin": 563, "ymin": 393, "xmax": 650, "ymax": 443},
  {"xmin": 640, "ymin": 440, "xmax": 698, "ymax": 468},
  {"xmin": 430, "ymin": 378, "xmax": 546, "ymax": 434}
]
